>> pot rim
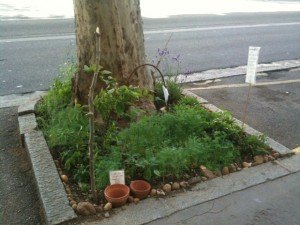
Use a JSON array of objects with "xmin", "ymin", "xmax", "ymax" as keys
[
  {"xmin": 130, "ymin": 180, "xmax": 151, "ymax": 191},
  {"xmin": 104, "ymin": 183, "xmax": 130, "ymax": 200}
]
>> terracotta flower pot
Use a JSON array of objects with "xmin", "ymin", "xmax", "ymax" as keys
[
  {"xmin": 104, "ymin": 184, "xmax": 130, "ymax": 207},
  {"xmin": 130, "ymin": 180, "xmax": 151, "ymax": 199}
]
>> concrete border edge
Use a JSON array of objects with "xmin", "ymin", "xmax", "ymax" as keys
[{"xmin": 18, "ymin": 97, "xmax": 77, "ymax": 225}]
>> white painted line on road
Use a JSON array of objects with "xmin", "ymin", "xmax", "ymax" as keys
[
  {"xmin": 0, "ymin": 35, "xmax": 75, "ymax": 43},
  {"xmin": 144, "ymin": 22, "xmax": 300, "ymax": 34},
  {"xmin": 1, "ymin": 22, "xmax": 300, "ymax": 43},
  {"xmin": 186, "ymin": 79, "xmax": 300, "ymax": 91},
  {"xmin": 176, "ymin": 59, "xmax": 300, "ymax": 83}
]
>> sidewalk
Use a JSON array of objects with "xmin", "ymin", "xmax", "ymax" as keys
[{"xmin": 0, "ymin": 107, "xmax": 44, "ymax": 224}]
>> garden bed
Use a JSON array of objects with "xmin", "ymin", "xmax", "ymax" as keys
[{"xmin": 33, "ymin": 65, "xmax": 285, "ymax": 222}]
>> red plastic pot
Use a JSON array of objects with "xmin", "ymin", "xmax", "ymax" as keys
[
  {"xmin": 104, "ymin": 184, "xmax": 130, "ymax": 207},
  {"xmin": 130, "ymin": 180, "xmax": 151, "ymax": 199}
]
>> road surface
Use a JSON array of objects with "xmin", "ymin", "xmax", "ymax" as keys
[{"xmin": 0, "ymin": 12, "xmax": 300, "ymax": 95}]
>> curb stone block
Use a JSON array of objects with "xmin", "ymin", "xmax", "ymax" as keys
[
  {"xmin": 18, "ymin": 113, "xmax": 37, "ymax": 147},
  {"xmin": 182, "ymin": 90, "xmax": 208, "ymax": 104},
  {"xmin": 24, "ymin": 130, "xmax": 77, "ymax": 225},
  {"xmin": 18, "ymin": 100, "xmax": 38, "ymax": 116}
]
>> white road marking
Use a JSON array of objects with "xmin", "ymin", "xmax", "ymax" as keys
[
  {"xmin": 1, "ymin": 22, "xmax": 300, "ymax": 43},
  {"xmin": 186, "ymin": 79, "xmax": 300, "ymax": 91}
]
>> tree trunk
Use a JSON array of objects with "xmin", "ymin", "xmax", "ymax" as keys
[{"xmin": 73, "ymin": 0, "xmax": 153, "ymax": 104}]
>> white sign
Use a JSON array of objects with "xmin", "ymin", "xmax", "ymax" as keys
[
  {"xmin": 109, "ymin": 170, "xmax": 125, "ymax": 185},
  {"xmin": 245, "ymin": 46, "xmax": 260, "ymax": 84},
  {"xmin": 162, "ymin": 85, "xmax": 169, "ymax": 104}
]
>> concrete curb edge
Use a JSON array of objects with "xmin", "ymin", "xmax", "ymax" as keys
[{"xmin": 18, "ymin": 98, "xmax": 77, "ymax": 225}]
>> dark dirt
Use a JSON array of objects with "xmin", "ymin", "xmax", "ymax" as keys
[{"xmin": 0, "ymin": 107, "xmax": 45, "ymax": 225}]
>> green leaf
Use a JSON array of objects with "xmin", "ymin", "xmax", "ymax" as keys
[
  {"xmin": 154, "ymin": 169, "xmax": 161, "ymax": 177},
  {"xmin": 102, "ymin": 70, "xmax": 112, "ymax": 75}
]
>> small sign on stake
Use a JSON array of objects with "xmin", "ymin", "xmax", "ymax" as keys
[
  {"xmin": 245, "ymin": 46, "xmax": 260, "ymax": 84},
  {"xmin": 109, "ymin": 170, "xmax": 125, "ymax": 185},
  {"xmin": 242, "ymin": 46, "xmax": 261, "ymax": 127},
  {"xmin": 162, "ymin": 85, "xmax": 169, "ymax": 104}
]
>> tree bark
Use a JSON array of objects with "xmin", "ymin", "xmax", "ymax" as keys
[{"xmin": 73, "ymin": 0, "xmax": 153, "ymax": 104}]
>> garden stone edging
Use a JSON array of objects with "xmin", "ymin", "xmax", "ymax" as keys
[
  {"xmin": 17, "ymin": 90, "xmax": 293, "ymax": 225},
  {"xmin": 17, "ymin": 99, "xmax": 77, "ymax": 225},
  {"xmin": 93, "ymin": 157, "xmax": 300, "ymax": 225}
]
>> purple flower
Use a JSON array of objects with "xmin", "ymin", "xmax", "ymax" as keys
[{"xmin": 172, "ymin": 54, "xmax": 181, "ymax": 62}]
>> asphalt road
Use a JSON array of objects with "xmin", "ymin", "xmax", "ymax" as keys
[{"xmin": 0, "ymin": 12, "xmax": 300, "ymax": 95}]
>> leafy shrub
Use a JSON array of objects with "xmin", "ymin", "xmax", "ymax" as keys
[
  {"xmin": 94, "ymin": 85, "xmax": 146, "ymax": 121},
  {"xmin": 102, "ymin": 103, "xmax": 262, "ymax": 184},
  {"xmin": 36, "ymin": 64, "xmax": 76, "ymax": 121}
]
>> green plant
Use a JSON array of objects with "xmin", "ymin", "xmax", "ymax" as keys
[
  {"xmin": 36, "ymin": 63, "xmax": 76, "ymax": 121},
  {"xmin": 154, "ymin": 80, "xmax": 182, "ymax": 108}
]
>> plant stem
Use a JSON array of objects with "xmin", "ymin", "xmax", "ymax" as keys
[{"xmin": 88, "ymin": 28, "xmax": 101, "ymax": 202}]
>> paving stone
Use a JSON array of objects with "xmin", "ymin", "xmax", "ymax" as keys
[
  {"xmin": 18, "ymin": 100, "xmax": 38, "ymax": 116},
  {"xmin": 24, "ymin": 130, "xmax": 77, "ymax": 225},
  {"xmin": 18, "ymin": 113, "xmax": 37, "ymax": 146}
]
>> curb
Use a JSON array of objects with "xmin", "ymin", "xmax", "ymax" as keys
[
  {"xmin": 17, "ymin": 98, "xmax": 77, "ymax": 225},
  {"xmin": 176, "ymin": 59, "xmax": 300, "ymax": 83}
]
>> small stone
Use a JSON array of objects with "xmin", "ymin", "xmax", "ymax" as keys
[
  {"xmin": 61, "ymin": 175, "xmax": 68, "ymax": 183},
  {"xmin": 66, "ymin": 187, "xmax": 72, "ymax": 194},
  {"xmin": 68, "ymin": 197, "xmax": 74, "ymax": 201},
  {"xmin": 183, "ymin": 174, "xmax": 190, "ymax": 179},
  {"xmin": 72, "ymin": 204, "xmax": 77, "ymax": 210},
  {"xmin": 229, "ymin": 164, "xmax": 237, "ymax": 173},
  {"xmin": 242, "ymin": 162, "xmax": 251, "ymax": 168},
  {"xmin": 160, "ymin": 107, "xmax": 167, "ymax": 112},
  {"xmin": 156, "ymin": 189, "xmax": 166, "ymax": 196},
  {"xmin": 268, "ymin": 155, "xmax": 275, "ymax": 161},
  {"xmin": 179, "ymin": 181, "xmax": 188, "ymax": 188},
  {"xmin": 214, "ymin": 170, "xmax": 222, "ymax": 177},
  {"xmin": 254, "ymin": 155, "xmax": 264, "ymax": 164},
  {"xmin": 150, "ymin": 189, "xmax": 157, "ymax": 197},
  {"xmin": 201, "ymin": 176, "xmax": 208, "ymax": 182},
  {"xmin": 171, "ymin": 182, "xmax": 180, "ymax": 190},
  {"xmin": 188, "ymin": 176, "xmax": 202, "ymax": 185},
  {"xmin": 104, "ymin": 212, "xmax": 110, "ymax": 218},
  {"xmin": 263, "ymin": 156, "xmax": 269, "ymax": 163},
  {"xmin": 162, "ymin": 184, "xmax": 172, "ymax": 193},
  {"xmin": 252, "ymin": 162, "xmax": 260, "ymax": 166},
  {"xmin": 77, "ymin": 202, "xmax": 96, "ymax": 216},
  {"xmin": 222, "ymin": 167, "xmax": 229, "ymax": 175},
  {"xmin": 273, "ymin": 152, "xmax": 280, "ymax": 159},
  {"xmin": 70, "ymin": 200, "xmax": 77, "ymax": 206},
  {"xmin": 128, "ymin": 196, "xmax": 134, "ymax": 203},
  {"xmin": 104, "ymin": 202, "xmax": 112, "ymax": 211},
  {"xmin": 199, "ymin": 165, "xmax": 217, "ymax": 179},
  {"xmin": 54, "ymin": 160, "xmax": 59, "ymax": 165},
  {"xmin": 133, "ymin": 198, "xmax": 140, "ymax": 204}
]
